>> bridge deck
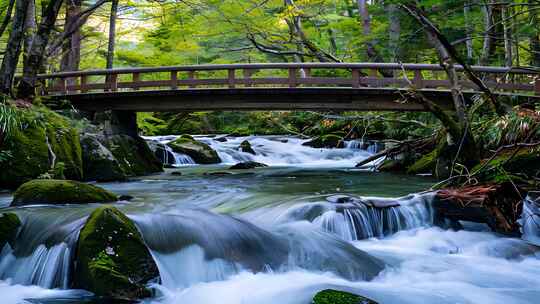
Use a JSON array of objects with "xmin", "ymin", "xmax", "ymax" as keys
[{"xmin": 39, "ymin": 63, "xmax": 540, "ymax": 111}]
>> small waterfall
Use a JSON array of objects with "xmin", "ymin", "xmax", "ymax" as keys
[
  {"xmin": 0, "ymin": 210, "xmax": 86, "ymax": 289},
  {"xmin": 167, "ymin": 145, "xmax": 195, "ymax": 166},
  {"xmin": 278, "ymin": 193, "xmax": 434, "ymax": 241}
]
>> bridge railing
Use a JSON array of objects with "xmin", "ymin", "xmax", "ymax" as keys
[{"xmin": 37, "ymin": 63, "xmax": 540, "ymax": 96}]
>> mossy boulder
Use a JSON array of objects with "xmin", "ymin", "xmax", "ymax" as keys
[
  {"xmin": 168, "ymin": 135, "xmax": 221, "ymax": 164},
  {"xmin": 312, "ymin": 289, "xmax": 378, "ymax": 304},
  {"xmin": 11, "ymin": 179, "xmax": 118, "ymax": 206},
  {"xmin": 0, "ymin": 213, "xmax": 21, "ymax": 249},
  {"xmin": 0, "ymin": 107, "xmax": 83, "ymax": 189},
  {"xmin": 302, "ymin": 135, "xmax": 345, "ymax": 149},
  {"xmin": 74, "ymin": 206, "xmax": 159, "ymax": 300},
  {"xmin": 80, "ymin": 134, "xmax": 127, "ymax": 182},
  {"xmin": 103, "ymin": 135, "xmax": 163, "ymax": 176},
  {"xmin": 239, "ymin": 140, "xmax": 256, "ymax": 155}
]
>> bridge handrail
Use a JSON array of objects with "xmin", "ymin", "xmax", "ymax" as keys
[{"xmin": 38, "ymin": 62, "xmax": 539, "ymax": 78}]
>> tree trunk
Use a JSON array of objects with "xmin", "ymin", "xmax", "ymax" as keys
[
  {"xmin": 480, "ymin": 2, "xmax": 496, "ymax": 65},
  {"xmin": 106, "ymin": 0, "xmax": 118, "ymax": 69},
  {"xmin": 0, "ymin": 0, "xmax": 30, "ymax": 95},
  {"xmin": 23, "ymin": 0, "xmax": 36, "ymax": 63},
  {"xmin": 501, "ymin": 4, "xmax": 513, "ymax": 67},
  {"xmin": 357, "ymin": 0, "xmax": 379, "ymax": 62},
  {"xmin": 60, "ymin": 0, "xmax": 82, "ymax": 72},
  {"xmin": 0, "ymin": 0, "xmax": 15, "ymax": 37},
  {"xmin": 387, "ymin": 4, "xmax": 400, "ymax": 62},
  {"xmin": 17, "ymin": 0, "xmax": 65, "ymax": 99},
  {"xmin": 529, "ymin": 0, "xmax": 540, "ymax": 67},
  {"xmin": 463, "ymin": 0, "xmax": 474, "ymax": 62}
]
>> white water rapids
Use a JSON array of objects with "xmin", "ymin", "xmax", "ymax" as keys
[{"xmin": 0, "ymin": 135, "xmax": 539, "ymax": 304}]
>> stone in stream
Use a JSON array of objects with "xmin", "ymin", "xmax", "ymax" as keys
[
  {"xmin": 171, "ymin": 171, "xmax": 183, "ymax": 176},
  {"xmin": 229, "ymin": 161, "xmax": 268, "ymax": 170},
  {"xmin": 102, "ymin": 135, "xmax": 164, "ymax": 176},
  {"xmin": 215, "ymin": 136, "xmax": 228, "ymax": 142},
  {"xmin": 238, "ymin": 140, "xmax": 256, "ymax": 155},
  {"xmin": 312, "ymin": 289, "xmax": 378, "ymax": 304},
  {"xmin": 326, "ymin": 195, "xmax": 400, "ymax": 208},
  {"xmin": 0, "ymin": 213, "xmax": 21, "ymax": 250},
  {"xmin": 147, "ymin": 139, "xmax": 176, "ymax": 167},
  {"xmin": 80, "ymin": 134, "xmax": 127, "ymax": 182},
  {"xmin": 520, "ymin": 191, "xmax": 540, "ymax": 246},
  {"xmin": 74, "ymin": 206, "xmax": 159, "ymax": 300},
  {"xmin": 11, "ymin": 179, "xmax": 118, "ymax": 206},
  {"xmin": 168, "ymin": 135, "xmax": 221, "ymax": 164},
  {"xmin": 302, "ymin": 135, "xmax": 345, "ymax": 149}
]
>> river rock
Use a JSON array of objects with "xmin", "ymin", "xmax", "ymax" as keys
[
  {"xmin": 229, "ymin": 161, "xmax": 268, "ymax": 170},
  {"xmin": 312, "ymin": 289, "xmax": 378, "ymax": 304},
  {"xmin": 239, "ymin": 140, "xmax": 256, "ymax": 155},
  {"xmin": 147, "ymin": 140, "xmax": 176, "ymax": 166},
  {"xmin": 11, "ymin": 179, "xmax": 118, "ymax": 206},
  {"xmin": 168, "ymin": 135, "xmax": 221, "ymax": 164},
  {"xmin": 0, "ymin": 213, "xmax": 21, "ymax": 249},
  {"xmin": 520, "ymin": 191, "xmax": 540, "ymax": 246},
  {"xmin": 102, "ymin": 135, "xmax": 164, "ymax": 176},
  {"xmin": 80, "ymin": 134, "xmax": 127, "ymax": 182},
  {"xmin": 215, "ymin": 136, "xmax": 228, "ymax": 142},
  {"xmin": 74, "ymin": 206, "xmax": 159, "ymax": 300},
  {"xmin": 0, "ymin": 107, "xmax": 83, "ymax": 189},
  {"xmin": 302, "ymin": 135, "xmax": 345, "ymax": 149}
]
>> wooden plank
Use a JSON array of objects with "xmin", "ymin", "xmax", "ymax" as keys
[
  {"xmin": 80, "ymin": 75, "xmax": 88, "ymax": 93},
  {"xmin": 188, "ymin": 71, "xmax": 196, "ymax": 88},
  {"xmin": 170, "ymin": 71, "xmax": 178, "ymax": 89},
  {"xmin": 413, "ymin": 70, "xmax": 423, "ymax": 88},
  {"xmin": 228, "ymin": 69, "xmax": 235, "ymax": 88},
  {"xmin": 535, "ymin": 78, "xmax": 540, "ymax": 96},
  {"xmin": 289, "ymin": 68, "xmax": 297, "ymax": 88},
  {"xmin": 133, "ymin": 73, "xmax": 141, "ymax": 91},
  {"xmin": 109, "ymin": 74, "xmax": 118, "ymax": 92},
  {"xmin": 352, "ymin": 69, "xmax": 360, "ymax": 88},
  {"xmin": 243, "ymin": 69, "xmax": 252, "ymax": 87},
  {"xmin": 59, "ymin": 78, "xmax": 67, "ymax": 94}
]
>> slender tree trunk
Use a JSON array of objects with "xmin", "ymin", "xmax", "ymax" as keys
[
  {"xmin": 0, "ymin": 0, "xmax": 30, "ymax": 95},
  {"xmin": 23, "ymin": 0, "xmax": 36, "ymax": 63},
  {"xmin": 464, "ymin": 0, "xmax": 474, "ymax": 62},
  {"xmin": 529, "ymin": 0, "xmax": 540, "ymax": 67},
  {"xmin": 501, "ymin": 4, "xmax": 513, "ymax": 67},
  {"xmin": 387, "ymin": 4, "xmax": 400, "ymax": 62},
  {"xmin": 480, "ymin": 2, "xmax": 495, "ymax": 65},
  {"xmin": 60, "ymin": 0, "xmax": 81, "ymax": 72},
  {"xmin": 17, "ymin": 0, "xmax": 65, "ymax": 99},
  {"xmin": 0, "ymin": 0, "xmax": 15, "ymax": 37},
  {"xmin": 106, "ymin": 0, "xmax": 118, "ymax": 69},
  {"xmin": 357, "ymin": 0, "xmax": 379, "ymax": 61}
]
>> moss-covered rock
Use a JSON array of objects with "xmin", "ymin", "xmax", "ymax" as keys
[
  {"xmin": 74, "ymin": 206, "xmax": 159, "ymax": 300},
  {"xmin": 80, "ymin": 134, "xmax": 127, "ymax": 182},
  {"xmin": 11, "ymin": 179, "xmax": 118, "ymax": 206},
  {"xmin": 103, "ymin": 135, "xmax": 163, "ymax": 176},
  {"xmin": 302, "ymin": 135, "xmax": 345, "ymax": 149},
  {"xmin": 168, "ymin": 135, "xmax": 221, "ymax": 164},
  {"xmin": 407, "ymin": 148, "xmax": 439, "ymax": 175},
  {"xmin": 239, "ymin": 140, "xmax": 256, "ymax": 155},
  {"xmin": 0, "ymin": 213, "xmax": 21, "ymax": 249},
  {"xmin": 0, "ymin": 107, "xmax": 83, "ymax": 189},
  {"xmin": 312, "ymin": 289, "xmax": 378, "ymax": 304}
]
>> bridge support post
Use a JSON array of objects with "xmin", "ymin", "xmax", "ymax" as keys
[{"xmin": 103, "ymin": 110, "xmax": 138, "ymax": 137}]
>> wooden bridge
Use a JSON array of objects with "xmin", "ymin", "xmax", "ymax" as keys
[{"xmin": 39, "ymin": 63, "xmax": 540, "ymax": 112}]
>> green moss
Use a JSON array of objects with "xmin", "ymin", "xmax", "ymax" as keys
[
  {"xmin": 312, "ymin": 289, "xmax": 378, "ymax": 304},
  {"xmin": 302, "ymin": 135, "xmax": 345, "ymax": 149},
  {"xmin": 75, "ymin": 206, "xmax": 159, "ymax": 300},
  {"xmin": 104, "ymin": 135, "xmax": 163, "ymax": 176},
  {"xmin": 11, "ymin": 179, "xmax": 118, "ymax": 206},
  {"xmin": 168, "ymin": 136, "xmax": 221, "ymax": 164},
  {"xmin": 407, "ymin": 148, "xmax": 439, "ymax": 174},
  {"xmin": 472, "ymin": 146, "xmax": 540, "ymax": 183},
  {"xmin": 0, "ymin": 106, "xmax": 83, "ymax": 189},
  {"xmin": 0, "ymin": 213, "xmax": 21, "ymax": 249}
]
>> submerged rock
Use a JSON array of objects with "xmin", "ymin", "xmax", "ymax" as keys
[
  {"xmin": 11, "ymin": 180, "xmax": 118, "ymax": 206},
  {"xmin": 74, "ymin": 206, "xmax": 159, "ymax": 300},
  {"xmin": 302, "ymin": 135, "xmax": 345, "ymax": 149},
  {"xmin": 171, "ymin": 171, "xmax": 183, "ymax": 176},
  {"xmin": 215, "ymin": 136, "xmax": 228, "ymax": 142},
  {"xmin": 238, "ymin": 140, "xmax": 256, "ymax": 155},
  {"xmin": 168, "ymin": 135, "xmax": 221, "ymax": 164},
  {"xmin": 0, "ymin": 213, "xmax": 21, "ymax": 249},
  {"xmin": 229, "ymin": 161, "xmax": 268, "ymax": 170},
  {"xmin": 312, "ymin": 289, "xmax": 378, "ymax": 304},
  {"xmin": 80, "ymin": 134, "xmax": 127, "ymax": 182}
]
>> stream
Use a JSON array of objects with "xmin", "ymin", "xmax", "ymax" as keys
[{"xmin": 0, "ymin": 135, "xmax": 539, "ymax": 304}]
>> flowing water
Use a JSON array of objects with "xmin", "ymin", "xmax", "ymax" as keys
[{"xmin": 0, "ymin": 136, "xmax": 539, "ymax": 304}]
